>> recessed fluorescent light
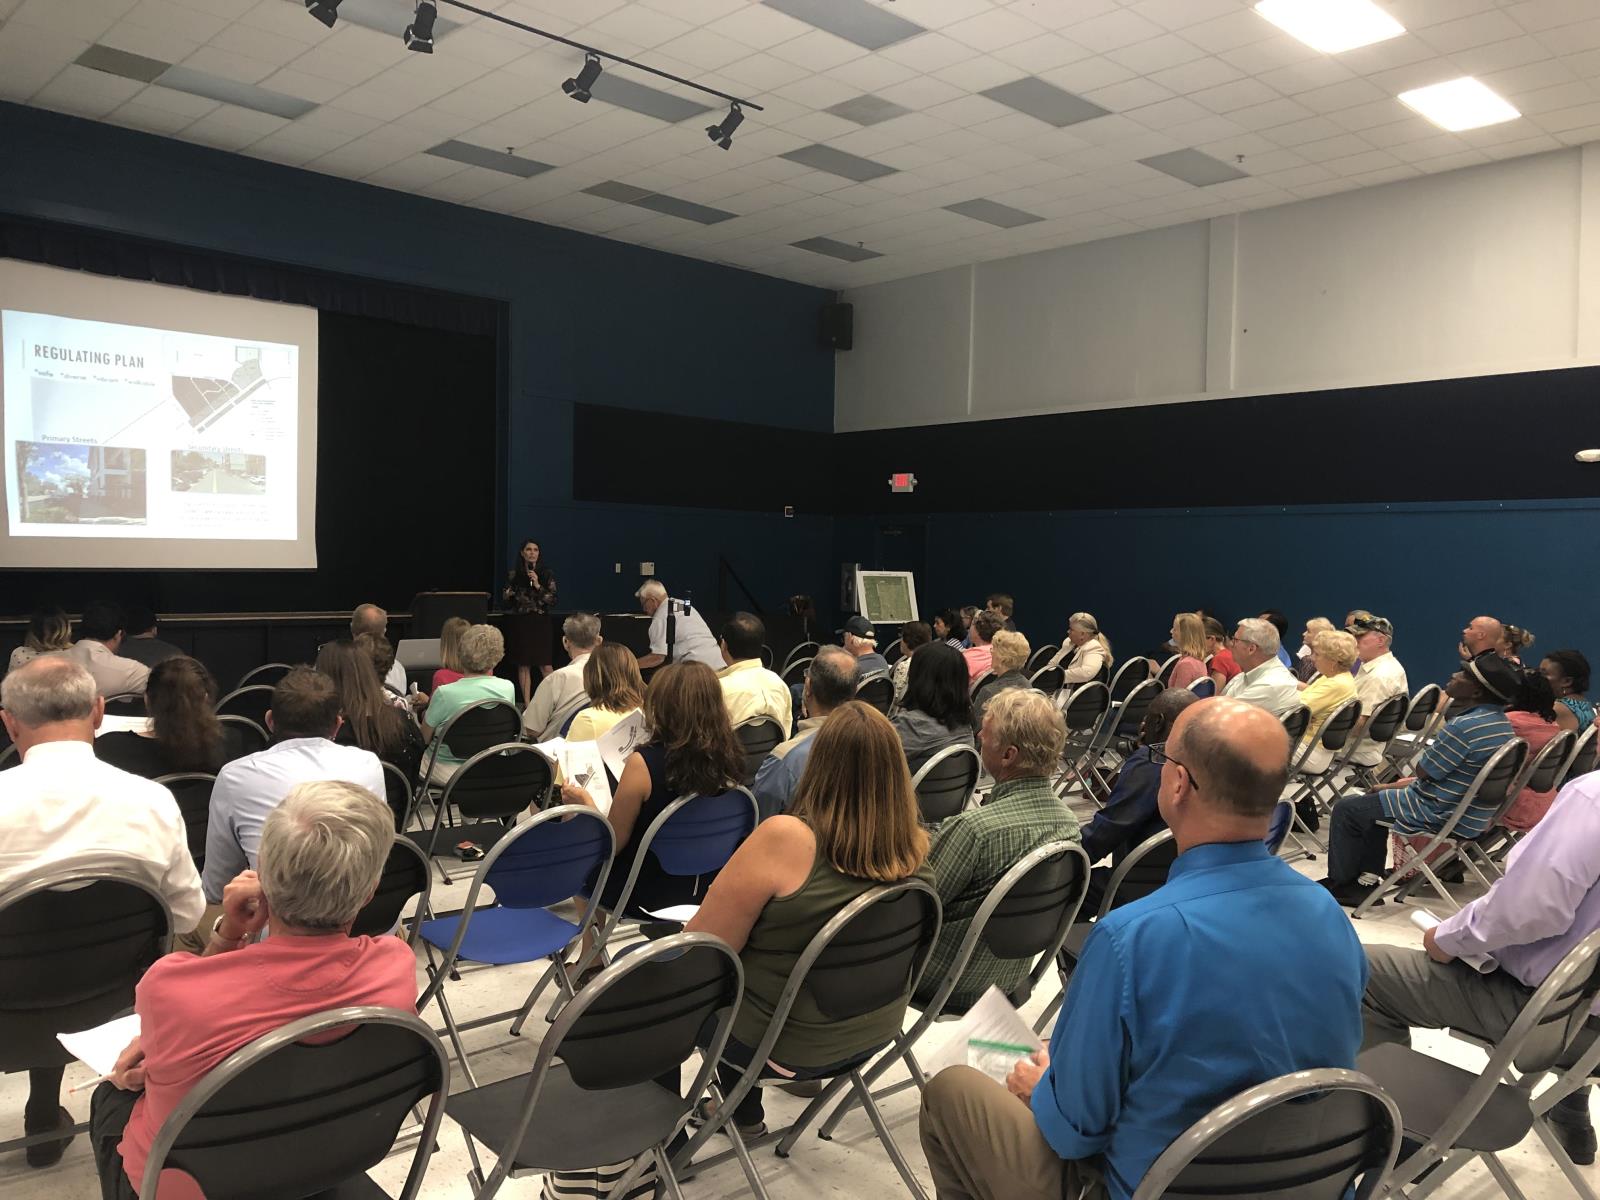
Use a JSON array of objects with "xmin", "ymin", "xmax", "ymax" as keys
[
  {"xmin": 1254, "ymin": 0, "xmax": 1404, "ymax": 54},
  {"xmin": 1399, "ymin": 77, "xmax": 1520, "ymax": 132}
]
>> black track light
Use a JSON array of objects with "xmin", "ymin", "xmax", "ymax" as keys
[
  {"xmin": 403, "ymin": 0, "xmax": 436, "ymax": 53},
  {"xmin": 304, "ymin": 0, "xmax": 342, "ymax": 28},
  {"xmin": 563, "ymin": 53, "xmax": 602, "ymax": 103},
  {"xmin": 706, "ymin": 103, "xmax": 743, "ymax": 150}
]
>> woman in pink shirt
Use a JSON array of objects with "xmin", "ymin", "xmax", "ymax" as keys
[
  {"xmin": 1501, "ymin": 670, "xmax": 1564, "ymax": 832},
  {"xmin": 90, "ymin": 781, "xmax": 416, "ymax": 1200},
  {"xmin": 962, "ymin": 611, "xmax": 1003, "ymax": 684}
]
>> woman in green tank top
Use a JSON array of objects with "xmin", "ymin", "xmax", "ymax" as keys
[{"xmin": 683, "ymin": 701, "xmax": 933, "ymax": 1135}]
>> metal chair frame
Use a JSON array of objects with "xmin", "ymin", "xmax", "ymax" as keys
[
  {"xmin": 1091, "ymin": 678, "xmax": 1164, "ymax": 803},
  {"xmin": 856, "ymin": 672, "xmax": 894, "ymax": 715},
  {"xmin": 780, "ymin": 657, "xmax": 813, "ymax": 688},
  {"xmin": 1107, "ymin": 655, "xmax": 1152, "ymax": 704},
  {"xmin": 1376, "ymin": 684, "xmax": 1446, "ymax": 784},
  {"xmin": 779, "ymin": 642, "xmax": 819, "ymax": 677},
  {"xmin": 733, "ymin": 715, "xmax": 786, "ymax": 786},
  {"xmin": 236, "ymin": 662, "xmax": 294, "ymax": 690},
  {"xmin": 153, "ymin": 771, "xmax": 217, "ymax": 871},
  {"xmin": 1340, "ymin": 691, "xmax": 1411, "ymax": 794},
  {"xmin": 411, "ymin": 697, "xmax": 526, "ymax": 817},
  {"xmin": 1466, "ymin": 730, "xmax": 1577, "ymax": 880},
  {"xmin": 410, "ymin": 740, "xmax": 554, "ymax": 885},
  {"xmin": 1052, "ymin": 682, "xmax": 1112, "ymax": 801},
  {"xmin": 352, "ymin": 835, "xmax": 435, "ymax": 949},
  {"xmin": 1155, "ymin": 653, "xmax": 1180, "ymax": 686},
  {"xmin": 1278, "ymin": 697, "xmax": 1364, "ymax": 861},
  {"xmin": 1026, "ymin": 663, "xmax": 1065, "ymax": 700},
  {"xmin": 213, "ymin": 683, "xmax": 274, "ymax": 722},
  {"xmin": 216, "ymin": 713, "xmax": 269, "ymax": 758},
  {"xmin": 1024, "ymin": 644, "xmax": 1060, "ymax": 676},
  {"xmin": 909, "ymin": 744, "xmax": 982, "ymax": 825},
  {"xmin": 102, "ymin": 691, "xmax": 146, "ymax": 716}
]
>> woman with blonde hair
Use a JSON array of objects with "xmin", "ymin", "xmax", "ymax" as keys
[
  {"xmin": 1050, "ymin": 612, "xmax": 1112, "ymax": 685},
  {"xmin": 1296, "ymin": 628, "xmax": 1361, "ymax": 771},
  {"xmin": 430, "ymin": 616, "xmax": 470, "ymax": 693},
  {"xmin": 7, "ymin": 604, "xmax": 72, "ymax": 674},
  {"xmin": 1165, "ymin": 612, "xmax": 1208, "ymax": 690},
  {"xmin": 973, "ymin": 629, "xmax": 1032, "ymax": 726},
  {"xmin": 1295, "ymin": 616, "xmax": 1335, "ymax": 681},
  {"xmin": 679, "ymin": 701, "xmax": 933, "ymax": 1136},
  {"xmin": 566, "ymin": 642, "xmax": 646, "ymax": 741}
]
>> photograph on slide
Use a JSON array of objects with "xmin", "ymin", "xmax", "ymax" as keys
[{"xmin": 13, "ymin": 441, "xmax": 147, "ymax": 525}]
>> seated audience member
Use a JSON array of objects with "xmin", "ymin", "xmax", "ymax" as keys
[
  {"xmin": 1296, "ymin": 629, "xmax": 1360, "ymax": 772},
  {"xmin": 1258, "ymin": 609, "xmax": 1294, "ymax": 670},
  {"xmin": 891, "ymin": 643, "xmax": 977, "ymax": 775},
  {"xmin": 680, "ymin": 702, "xmax": 932, "ymax": 1136},
  {"xmin": 1164, "ymin": 612, "xmax": 1208, "ymax": 691},
  {"xmin": 1079, "ymin": 689, "xmax": 1199, "ymax": 910},
  {"xmin": 972, "ymin": 630, "xmax": 1031, "ymax": 726},
  {"xmin": 986, "ymin": 593, "xmax": 1018, "ymax": 633},
  {"xmin": 960, "ymin": 606, "xmax": 981, "ymax": 648},
  {"xmin": 67, "ymin": 600, "xmax": 151, "ymax": 698},
  {"xmin": 431, "ymin": 615, "xmax": 470, "ymax": 694},
  {"xmin": 924, "ymin": 689, "xmax": 1080, "ymax": 1011},
  {"xmin": 1049, "ymin": 613, "xmax": 1111, "ymax": 686},
  {"xmin": 1541, "ymin": 649, "xmax": 1594, "ymax": 733},
  {"xmin": 1346, "ymin": 614, "xmax": 1409, "ymax": 770},
  {"xmin": 753, "ymin": 646, "xmax": 857, "ymax": 818},
  {"xmin": 891, "ymin": 621, "xmax": 933, "ymax": 710},
  {"xmin": 419, "ymin": 623, "xmax": 516, "ymax": 783},
  {"xmin": 567, "ymin": 643, "xmax": 645, "ymax": 742},
  {"xmin": 6, "ymin": 604, "xmax": 73, "ymax": 675},
  {"xmin": 91, "ymin": 781, "xmax": 415, "ymax": 1200},
  {"xmin": 562, "ymin": 662, "xmax": 743, "ymax": 922},
  {"xmin": 843, "ymin": 615, "xmax": 890, "ymax": 678},
  {"xmin": 1500, "ymin": 670, "xmax": 1564, "ymax": 832},
  {"xmin": 351, "ymin": 602, "xmax": 407, "ymax": 694},
  {"xmin": 1294, "ymin": 616, "xmax": 1334, "ymax": 681},
  {"xmin": 114, "ymin": 606, "xmax": 183, "ymax": 670},
  {"xmin": 203, "ymin": 666, "xmax": 385, "ymax": 904},
  {"xmin": 358, "ymin": 634, "xmax": 409, "ymax": 709},
  {"xmin": 316, "ymin": 640, "xmax": 424, "ymax": 816},
  {"xmin": 920, "ymin": 698, "xmax": 1365, "ymax": 1200},
  {"xmin": 1498, "ymin": 623, "xmax": 1535, "ymax": 665},
  {"xmin": 1459, "ymin": 614, "xmax": 1505, "ymax": 663},
  {"xmin": 635, "ymin": 579, "xmax": 723, "ymax": 670},
  {"xmin": 963, "ymin": 611, "xmax": 1002, "ymax": 683},
  {"xmin": 1203, "ymin": 617, "xmax": 1240, "ymax": 691},
  {"xmin": 717, "ymin": 612, "xmax": 792, "ymax": 733},
  {"xmin": 1322, "ymin": 653, "xmax": 1518, "ymax": 906},
  {"xmin": 0, "ymin": 657, "xmax": 204, "ymax": 1165},
  {"xmin": 95, "ymin": 656, "xmax": 242, "ymax": 778},
  {"xmin": 524, "ymin": 612, "xmax": 602, "ymax": 740},
  {"xmin": 933, "ymin": 609, "xmax": 967, "ymax": 651},
  {"xmin": 1220, "ymin": 619, "xmax": 1300, "ymax": 716}
]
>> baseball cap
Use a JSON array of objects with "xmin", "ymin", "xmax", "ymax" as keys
[
  {"xmin": 840, "ymin": 615, "xmax": 877, "ymax": 643},
  {"xmin": 1346, "ymin": 614, "xmax": 1394, "ymax": 640}
]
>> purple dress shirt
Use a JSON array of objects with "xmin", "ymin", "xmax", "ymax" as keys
[{"xmin": 1434, "ymin": 771, "xmax": 1600, "ymax": 1009}]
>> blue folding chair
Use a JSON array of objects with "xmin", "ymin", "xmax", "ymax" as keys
[
  {"xmin": 417, "ymin": 805, "xmax": 614, "ymax": 1088},
  {"xmin": 578, "ymin": 786, "xmax": 759, "ymax": 975},
  {"xmin": 1265, "ymin": 799, "xmax": 1294, "ymax": 856}
]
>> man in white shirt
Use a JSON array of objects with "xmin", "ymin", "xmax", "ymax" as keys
[
  {"xmin": 1347, "ymin": 614, "xmax": 1409, "ymax": 770},
  {"xmin": 717, "ymin": 612, "xmax": 792, "ymax": 732},
  {"xmin": 635, "ymin": 579, "xmax": 722, "ymax": 670},
  {"xmin": 524, "ymin": 612, "xmax": 601, "ymax": 740},
  {"xmin": 65, "ymin": 601, "xmax": 151, "ymax": 698},
  {"xmin": 0, "ymin": 656, "xmax": 204, "ymax": 1166},
  {"xmin": 202, "ymin": 666, "xmax": 384, "ymax": 903},
  {"xmin": 1222, "ymin": 618, "xmax": 1301, "ymax": 717},
  {"xmin": 352, "ymin": 602, "xmax": 408, "ymax": 694}
]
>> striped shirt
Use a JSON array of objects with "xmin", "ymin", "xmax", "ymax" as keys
[{"xmin": 1380, "ymin": 704, "xmax": 1513, "ymax": 837}]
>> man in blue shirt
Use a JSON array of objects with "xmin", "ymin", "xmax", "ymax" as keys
[
  {"xmin": 752, "ymin": 646, "xmax": 856, "ymax": 819},
  {"xmin": 920, "ymin": 698, "xmax": 1366, "ymax": 1200}
]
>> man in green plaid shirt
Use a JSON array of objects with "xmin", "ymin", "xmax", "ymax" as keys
[{"xmin": 921, "ymin": 687, "xmax": 1081, "ymax": 1010}]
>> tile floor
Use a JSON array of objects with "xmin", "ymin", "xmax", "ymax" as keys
[{"xmin": 2, "ymin": 832, "xmax": 1593, "ymax": 1200}]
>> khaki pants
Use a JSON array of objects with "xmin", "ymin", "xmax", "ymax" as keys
[
  {"xmin": 172, "ymin": 902, "xmax": 224, "ymax": 955},
  {"xmin": 919, "ymin": 1066, "xmax": 1107, "ymax": 1200}
]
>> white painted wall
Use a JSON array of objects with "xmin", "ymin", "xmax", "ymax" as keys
[{"xmin": 835, "ymin": 144, "xmax": 1600, "ymax": 432}]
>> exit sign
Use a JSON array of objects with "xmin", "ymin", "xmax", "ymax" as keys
[{"xmin": 889, "ymin": 472, "xmax": 917, "ymax": 493}]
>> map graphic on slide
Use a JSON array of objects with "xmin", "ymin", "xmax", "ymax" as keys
[{"xmin": 171, "ymin": 354, "xmax": 267, "ymax": 432}]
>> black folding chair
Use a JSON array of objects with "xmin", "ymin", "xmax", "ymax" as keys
[
  {"xmin": 780, "ymin": 657, "xmax": 812, "ymax": 688},
  {"xmin": 217, "ymin": 713, "xmax": 268, "ymax": 758},
  {"xmin": 779, "ymin": 642, "xmax": 819, "ymax": 677},
  {"xmin": 909, "ymin": 744, "xmax": 981, "ymax": 824},
  {"xmin": 1053, "ymin": 682, "xmax": 1111, "ymax": 801},
  {"xmin": 380, "ymin": 760, "xmax": 415, "ymax": 833},
  {"xmin": 1468, "ymin": 729, "xmax": 1576, "ymax": 879},
  {"xmin": 1024, "ymin": 644, "xmax": 1059, "ymax": 676},
  {"xmin": 1279, "ymin": 697, "xmax": 1364, "ymax": 861},
  {"xmin": 416, "ymin": 698, "xmax": 524, "ymax": 799},
  {"xmin": 103, "ymin": 691, "xmax": 146, "ymax": 717},
  {"xmin": 1553, "ymin": 723, "xmax": 1599, "ymax": 793},
  {"xmin": 1379, "ymin": 683, "xmax": 1445, "ymax": 782},
  {"xmin": 1280, "ymin": 704, "xmax": 1311, "ymax": 744},
  {"xmin": 236, "ymin": 662, "xmax": 293, "ymax": 690},
  {"xmin": 154, "ymin": 772, "xmax": 216, "ymax": 871},
  {"xmin": 1108, "ymin": 655, "xmax": 1151, "ymax": 703},
  {"xmin": 1132, "ymin": 1068, "xmax": 1401, "ymax": 1199},
  {"xmin": 734, "ymin": 717, "xmax": 785, "ymax": 786},
  {"xmin": 408, "ymin": 742, "xmax": 555, "ymax": 885},
  {"xmin": 215, "ymin": 683, "xmax": 273, "ymax": 728},
  {"xmin": 856, "ymin": 673, "xmax": 894, "ymax": 714},
  {"xmin": 1342, "ymin": 692, "xmax": 1409, "ymax": 793},
  {"xmin": 1156, "ymin": 654, "xmax": 1180, "ymax": 686},
  {"xmin": 1026, "ymin": 663, "xmax": 1065, "ymax": 699},
  {"xmin": 140, "ymin": 1006, "xmax": 449, "ymax": 1200},
  {"xmin": 450, "ymin": 933, "xmax": 742, "ymax": 1200},
  {"xmin": 1094, "ymin": 678, "xmax": 1165, "ymax": 800},
  {"xmin": 351, "ymin": 836, "xmax": 434, "ymax": 947}
]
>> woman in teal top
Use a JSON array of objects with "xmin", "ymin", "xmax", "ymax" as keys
[
  {"xmin": 682, "ymin": 701, "xmax": 933, "ymax": 1136},
  {"xmin": 1541, "ymin": 650, "xmax": 1594, "ymax": 734}
]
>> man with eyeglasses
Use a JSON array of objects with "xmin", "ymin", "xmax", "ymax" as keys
[
  {"xmin": 920, "ymin": 698, "xmax": 1365, "ymax": 1200},
  {"xmin": 1221, "ymin": 618, "xmax": 1300, "ymax": 717},
  {"xmin": 751, "ymin": 645, "xmax": 857, "ymax": 820},
  {"xmin": 1346, "ymin": 615, "xmax": 1408, "ymax": 772}
]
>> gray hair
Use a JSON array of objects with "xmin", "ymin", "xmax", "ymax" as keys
[
  {"xmin": 350, "ymin": 603, "xmax": 387, "ymax": 637},
  {"xmin": 807, "ymin": 645, "xmax": 859, "ymax": 709},
  {"xmin": 982, "ymin": 688, "xmax": 1066, "ymax": 777},
  {"xmin": 0, "ymin": 656, "xmax": 97, "ymax": 726},
  {"xmin": 458, "ymin": 623, "xmax": 505, "ymax": 673},
  {"xmin": 562, "ymin": 612, "xmax": 602, "ymax": 650},
  {"xmin": 636, "ymin": 579, "xmax": 667, "ymax": 603},
  {"xmin": 1233, "ymin": 617, "xmax": 1280, "ymax": 656},
  {"xmin": 258, "ymin": 781, "xmax": 393, "ymax": 930},
  {"xmin": 1067, "ymin": 612, "xmax": 1099, "ymax": 635}
]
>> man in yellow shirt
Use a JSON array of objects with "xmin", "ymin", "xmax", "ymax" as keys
[{"xmin": 717, "ymin": 612, "xmax": 792, "ymax": 733}]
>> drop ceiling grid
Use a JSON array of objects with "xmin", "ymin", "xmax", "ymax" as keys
[{"xmin": 0, "ymin": 0, "xmax": 1594, "ymax": 288}]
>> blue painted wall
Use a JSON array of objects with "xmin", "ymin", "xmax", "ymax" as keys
[{"xmin": 0, "ymin": 101, "xmax": 834, "ymax": 614}]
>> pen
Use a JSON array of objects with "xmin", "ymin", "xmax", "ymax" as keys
[{"xmin": 69, "ymin": 1074, "xmax": 109, "ymax": 1093}]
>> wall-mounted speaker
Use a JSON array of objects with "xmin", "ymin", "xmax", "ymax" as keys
[{"xmin": 819, "ymin": 302, "xmax": 853, "ymax": 351}]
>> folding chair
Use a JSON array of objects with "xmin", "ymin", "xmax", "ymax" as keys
[
  {"xmin": 102, "ymin": 691, "xmax": 146, "ymax": 716},
  {"xmin": 1467, "ymin": 729, "xmax": 1576, "ymax": 879},
  {"xmin": 576, "ymin": 786, "xmax": 759, "ymax": 976},
  {"xmin": 380, "ymin": 760, "xmax": 415, "ymax": 833},
  {"xmin": 215, "ymin": 683, "xmax": 273, "ymax": 727},
  {"xmin": 1053, "ymin": 681, "xmax": 1111, "ymax": 801},
  {"xmin": 0, "ymin": 862, "xmax": 174, "ymax": 1158},
  {"xmin": 1281, "ymin": 704, "xmax": 1311, "ymax": 744},
  {"xmin": 153, "ymin": 771, "xmax": 216, "ymax": 871},
  {"xmin": 414, "ymin": 698, "xmax": 524, "ymax": 803},
  {"xmin": 817, "ymin": 841, "xmax": 1090, "ymax": 1141},
  {"xmin": 236, "ymin": 662, "xmax": 293, "ymax": 690},
  {"xmin": 1278, "ymin": 697, "xmax": 1364, "ymax": 861},
  {"xmin": 780, "ymin": 657, "xmax": 812, "ymax": 688},
  {"xmin": 1358, "ymin": 929, "xmax": 1600, "ymax": 1199},
  {"xmin": 1026, "ymin": 663, "xmax": 1065, "ymax": 699},
  {"xmin": 450, "ymin": 933, "xmax": 742, "ymax": 1200},
  {"xmin": 967, "ymin": 671, "xmax": 994, "ymax": 698},
  {"xmin": 856, "ymin": 673, "xmax": 894, "ymax": 715},
  {"xmin": 1156, "ymin": 654, "xmax": 1180, "ymax": 686},
  {"xmin": 217, "ymin": 713, "xmax": 268, "ymax": 758},
  {"xmin": 1132, "ymin": 1067, "xmax": 1401, "ymax": 1199},
  {"xmin": 1034, "ymin": 830, "xmax": 1177, "ymax": 1035},
  {"xmin": 677, "ymin": 879, "xmax": 942, "ymax": 1200},
  {"xmin": 140, "ymin": 1006, "xmax": 449, "ymax": 1200},
  {"xmin": 760, "ymin": 644, "xmax": 776, "ymax": 669},
  {"xmin": 1341, "ymin": 692, "xmax": 1410, "ymax": 794},
  {"xmin": 909, "ymin": 744, "xmax": 981, "ymax": 824},
  {"xmin": 1108, "ymin": 655, "xmax": 1151, "ymax": 703},
  {"xmin": 416, "ymin": 805, "xmax": 613, "ymax": 1087},
  {"xmin": 407, "ymin": 741, "xmax": 555, "ymax": 885},
  {"xmin": 1025, "ymin": 644, "xmax": 1059, "ymax": 676},
  {"xmin": 734, "ymin": 716, "xmax": 785, "ymax": 786},
  {"xmin": 1378, "ymin": 683, "xmax": 1446, "ymax": 783},
  {"xmin": 1351, "ymin": 737, "xmax": 1529, "ymax": 919},
  {"xmin": 1554, "ymin": 723, "xmax": 1599, "ymax": 793},
  {"xmin": 0, "ymin": 744, "xmax": 16, "ymax": 771},
  {"xmin": 1092, "ymin": 678, "xmax": 1165, "ymax": 801},
  {"xmin": 1187, "ymin": 677, "xmax": 1215, "ymax": 698},
  {"xmin": 779, "ymin": 642, "xmax": 819, "ymax": 678},
  {"xmin": 351, "ymin": 835, "xmax": 433, "ymax": 947}
]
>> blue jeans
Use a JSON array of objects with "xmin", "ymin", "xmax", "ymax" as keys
[{"xmin": 1327, "ymin": 791, "xmax": 1389, "ymax": 884}]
